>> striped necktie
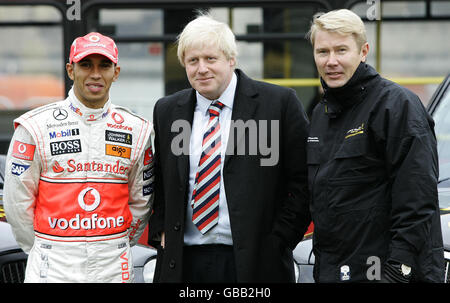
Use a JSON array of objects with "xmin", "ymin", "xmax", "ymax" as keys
[{"xmin": 191, "ymin": 100, "xmax": 225, "ymax": 234}]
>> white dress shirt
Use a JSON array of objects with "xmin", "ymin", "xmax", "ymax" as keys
[{"xmin": 184, "ymin": 72, "xmax": 237, "ymax": 246}]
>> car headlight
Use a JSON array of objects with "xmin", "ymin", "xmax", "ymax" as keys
[{"xmin": 142, "ymin": 256, "xmax": 157, "ymax": 283}]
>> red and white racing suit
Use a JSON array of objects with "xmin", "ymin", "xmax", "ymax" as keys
[{"xmin": 4, "ymin": 89, "xmax": 154, "ymax": 282}]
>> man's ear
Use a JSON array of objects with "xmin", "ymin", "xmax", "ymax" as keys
[
  {"xmin": 66, "ymin": 63, "xmax": 75, "ymax": 80},
  {"xmin": 361, "ymin": 42, "xmax": 369, "ymax": 62},
  {"xmin": 229, "ymin": 57, "xmax": 236, "ymax": 68},
  {"xmin": 113, "ymin": 65, "xmax": 121, "ymax": 82}
]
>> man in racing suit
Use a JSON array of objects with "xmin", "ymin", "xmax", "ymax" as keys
[
  {"xmin": 306, "ymin": 10, "xmax": 444, "ymax": 282},
  {"xmin": 4, "ymin": 32, "xmax": 154, "ymax": 282}
]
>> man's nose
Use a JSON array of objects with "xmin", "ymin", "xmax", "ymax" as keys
[
  {"xmin": 198, "ymin": 59, "xmax": 208, "ymax": 73},
  {"xmin": 326, "ymin": 52, "xmax": 338, "ymax": 66},
  {"xmin": 90, "ymin": 65, "xmax": 102, "ymax": 78}
]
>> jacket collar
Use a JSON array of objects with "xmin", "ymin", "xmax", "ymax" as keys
[
  {"xmin": 230, "ymin": 69, "xmax": 258, "ymax": 121},
  {"xmin": 195, "ymin": 72, "xmax": 237, "ymax": 116},
  {"xmin": 321, "ymin": 63, "xmax": 378, "ymax": 118},
  {"xmin": 66, "ymin": 87, "xmax": 111, "ymax": 123}
]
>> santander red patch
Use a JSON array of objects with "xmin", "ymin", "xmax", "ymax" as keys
[{"xmin": 12, "ymin": 140, "xmax": 36, "ymax": 161}]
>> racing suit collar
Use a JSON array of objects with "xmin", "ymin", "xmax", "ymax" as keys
[
  {"xmin": 67, "ymin": 87, "xmax": 111, "ymax": 123},
  {"xmin": 321, "ymin": 63, "xmax": 377, "ymax": 118}
]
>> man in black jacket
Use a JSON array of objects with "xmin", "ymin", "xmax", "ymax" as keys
[
  {"xmin": 306, "ymin": 9, "xmax": 444, "ymax": 282},
  {"xmin": 148, "ymin": 14, "xmax": 311, "ymax": 282}
]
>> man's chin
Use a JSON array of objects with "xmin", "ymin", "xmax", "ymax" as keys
[
  {"xmin": 198, "ymin": 90, "xmax": 219, "ymax": 101},
  {"xmin": 81, "ymin": 94, "xmax": 108, "ymax": 108},
  {"xmin": 324, "ymin": 78, "xmax": 348, "ymax": 89}
]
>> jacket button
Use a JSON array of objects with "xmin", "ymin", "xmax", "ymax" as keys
[
  {"xmin": 174, "ymin": 222, "xmax": 181, "ymax": 231},
  {"xmin": 169, "ymin": 260, "xmax": 176, "ymax": 269}
]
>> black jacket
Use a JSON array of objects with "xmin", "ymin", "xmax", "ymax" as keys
[
  {"xmin": 308, "ymin": 63, "xmax": 444, "ymax": 282},
  {"xmin": 148, "ymin": 69, "xmax": 311, "ymax": 282}
]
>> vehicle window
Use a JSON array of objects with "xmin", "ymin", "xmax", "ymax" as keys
[
  {"xmin": 432, "ymin": 88, "xmax": 450, "ymax": 209},
  {"xmin": 0, "ymin": 5, "xmax": 64, "ymax": 154},
  {"xmin": 0, "ymin": 5, "xmax": 64, "ymax": 110},
  {"xmin": 431, "ymin": 1, "xmax": 450, "ymax": 16}
]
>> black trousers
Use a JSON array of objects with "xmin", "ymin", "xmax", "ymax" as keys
[{"xmin": 182, "ymin": 244, "xmax": 237, "ymax": 283}]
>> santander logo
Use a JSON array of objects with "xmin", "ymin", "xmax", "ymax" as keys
[{"xmin": 52, "ymin": 161, "xmax": 64, "ymax": 173}]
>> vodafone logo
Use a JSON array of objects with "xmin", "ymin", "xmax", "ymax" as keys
[
  {"xmin": 12, "ymin": 140, "xmax": 36, "ymax": 161},
  {"xmin": 47, "ymin": 187, "xmax": 125, "ymax": 231},
  {"xmin": 112, "ymin": 112, "xmax": 124, "ymax": 124},
  {"xmin": 89, "ymin": 35, "xmax": 100, "ymax": 42},
  {"xmin": 78, "ymin": 187, "xmax": 101, "ymax": 211},
  {"xmin": 18, "ymin": 143, "xmax": 27, "ymax": 153}
]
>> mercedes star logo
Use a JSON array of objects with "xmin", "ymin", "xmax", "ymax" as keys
[{"xmin": 53, "ymin": 108, "xmax": 68, "ymax": 121}]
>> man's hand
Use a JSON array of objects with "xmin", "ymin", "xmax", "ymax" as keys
[
  {"xmin": 382, "ymin": 261, "xmax": 412, "ymax": 283},
  {"xmin": 161, "ymin": 232, "xmax": 165, "ymax": 248}
]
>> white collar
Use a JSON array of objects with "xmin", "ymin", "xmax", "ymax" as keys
[
  {"xmin": 67, "ymin": 87, "xmax": 111, "ymax": 123},
  {"xmin": 196, "ymin": 71, "xmax": 237, "ymax": 116}
]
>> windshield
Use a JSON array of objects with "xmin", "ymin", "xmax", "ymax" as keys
[{"xmin": 432, "ymin": 87, "xmax": 450, "ymax": 211}]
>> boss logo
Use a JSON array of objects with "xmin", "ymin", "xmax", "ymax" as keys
[{"xmin": 50, "ymin": 139, "xmax": 82, "ymax": 155}]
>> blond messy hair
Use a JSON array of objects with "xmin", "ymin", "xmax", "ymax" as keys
[
  {"xmin": 307, "ymin": 9, "xmax": 367, "ymax": 48},
  {"xmin": 176, "ymin": 14, "xmax": 238, "ymax": 67}
]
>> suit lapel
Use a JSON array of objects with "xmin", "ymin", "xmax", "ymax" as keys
[
  {"xmin": 173, "ymin": 90, "xmax": 196, "ymax": 187},
  {"xmin": 224, "ymin": 69, "xmax": 259, "ymax": 168}
]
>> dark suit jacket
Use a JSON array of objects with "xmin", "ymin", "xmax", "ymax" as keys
[{"xmin": 148, "ymin": 69, "xmax": 311, "ymax": 282}]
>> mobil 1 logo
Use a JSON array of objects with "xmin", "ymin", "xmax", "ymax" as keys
[
  {"xmin": 50, "ymin": 139, "xmax": 82, "ymax": 155},
  {"xmin": 49, "ymin": 128, "xmax": 80, "ymax": 140}
]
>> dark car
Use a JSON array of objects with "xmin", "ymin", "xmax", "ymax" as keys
[
  {"xmin": 427, "ymin": 74, "xmax": 450, "ymax": 282},
  {"xmin": 0, "ymin": 221, "xmax": 27, "ymax": 283},
  {"xmin": 0, "ymin": 154, "xmax": 157, "ymax": 283},
  {"xmin": 0, "ymin": 154, "xmax": 28, "ymax": 283},
  {"xmin": 294, "ymin": 75, "xmax": 450, "ymax": 283}
]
